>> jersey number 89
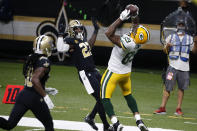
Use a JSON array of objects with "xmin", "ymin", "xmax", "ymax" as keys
[{"xmin": 122, "ymin": 52, "xmax": 135, "ymax": 64}]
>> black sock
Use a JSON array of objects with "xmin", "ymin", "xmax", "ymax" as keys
[
  {"xmin": 97, "ymin": 99, "xmax": 110, "ymax": 128},
  {"xmin": 88, "ymin": 102, "xmax": 98, "ymax": 119}
]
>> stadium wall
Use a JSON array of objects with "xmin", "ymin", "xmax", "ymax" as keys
[{"xmin": 0, "ymin": 0, "xmax": 197, "ymax": 72}]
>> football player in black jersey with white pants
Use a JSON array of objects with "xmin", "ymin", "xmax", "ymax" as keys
[
  {"xmin": 0, "ymin": 35, "xmax": 55, "ymax": 131},
  {"xmin": 57, "ymin": 18, "xmax": 111, "ymax": 131}
]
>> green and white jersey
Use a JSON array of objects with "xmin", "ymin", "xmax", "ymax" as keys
[{"xmin": 108, "ymin": 34, "xmax": 141, "ymax": 74}]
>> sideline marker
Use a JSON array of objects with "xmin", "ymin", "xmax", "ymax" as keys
[{"xmin": 2, "ymin": 85, "xmax": 24, "ymax": 104}]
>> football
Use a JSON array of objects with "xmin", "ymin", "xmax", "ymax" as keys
[{"xmin": 126, "ymin": 4, "xmax": 138, "ymax": 16}]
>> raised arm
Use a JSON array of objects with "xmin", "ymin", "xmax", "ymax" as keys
[
  {"xmin": 105, "ymin": 8, "xmax": 134, "ymax": 47},
  {"xmin": 88, "ymin": 17, "xmax": 100, "ymax": 48},
  {"xmin": 57, "ymin": 35, "xmax": 70, "ymax": 53},
  {"xmin": 105, "ymin": 18, "xmax": 123, "ymax": 47}
]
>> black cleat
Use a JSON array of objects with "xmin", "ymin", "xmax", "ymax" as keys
[
  {"xmin": 84, "ymin": 115, "xmax": 98, "ymax": 130},
  {"xmin": 109, "ymin": 121, "xmax": 123, "ymax": 131},
  {"xmin": 104, "ymin": 125, "xmax": 114, "ymax": 131},
  {"xmin": 136, "ymin": 120, "xmax": 149, "ymax": 131}
]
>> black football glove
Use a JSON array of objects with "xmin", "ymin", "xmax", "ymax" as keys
[{"xmin": 91, "ymin": 17, "xmax": 100, "ymax": 31}]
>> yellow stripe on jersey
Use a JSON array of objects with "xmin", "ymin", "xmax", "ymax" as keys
[{"xmin": 120, "ymin": 39, "xmax": 127, "ymax": 50}]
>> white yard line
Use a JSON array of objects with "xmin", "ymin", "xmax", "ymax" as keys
[
  {"xmin": 0, "ymin": 115, "xmax": 182, "ymax": 131},
  {"xmin": 51, "ymin": 110, "xmax": 67, "ymax": 113},
  {"xmin": 184, "ymin": 121, "xmax": 197, "ymax": 125},
  {"xmin": 116, "ymin": 115, "xmax": 152, "ymax": 121}
]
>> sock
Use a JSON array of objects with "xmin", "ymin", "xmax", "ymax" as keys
[
  {"xmin": 88, "ymin": 102, "xmax": 97, "ymax": 119},
  {"xmin": 102, "ymin": 98, "xmax": 115, "ymax": 118},
  {"xmin": 96, "ymin": 99, "xmax": 110, "ymax": 128},
  {"xmin": 135, "ymin": 114, "xmax": 141, "ymax": 121},
  {"xmin": 124, "ymin": 94, "xmax": 139, "ymax": 113},
  {"xmin": 111, "ymin": 116, "xmax": 118, "ymax": 124}
]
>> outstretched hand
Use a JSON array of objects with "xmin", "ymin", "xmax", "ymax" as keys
[{"xmin": 91, "ymin": 17, "xmax": 100, "ymax": 31}]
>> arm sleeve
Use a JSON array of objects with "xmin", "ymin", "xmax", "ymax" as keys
[{"xmin": 57, "ymin": 36, "xmax": 70, "ymax": 53}]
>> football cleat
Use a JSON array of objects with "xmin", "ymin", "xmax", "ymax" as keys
[
  {"xmin": 104, "ymin": 125, "xmax": 114, "ymax": 131},
  {"xmin": 84, "ymin": 115, "xmax": 98, "ymax": 130},
  {"xmin": 136, "ymin": 120, "xmax": 149, "ymax": 131},
  {"xmin": 153, "ymin": 107, "xmax": 166, "ymax": 114},
  {"xmin": 109, "ymin": 121, "xmax": 123, "ymax": 131},
  {"xmin": 174, "ymin": 108, "xmax": 184, "ymax": 116}
]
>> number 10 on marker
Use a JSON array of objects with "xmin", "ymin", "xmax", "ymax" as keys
[{"xmin": 2, "ymin": 85, "xmax": 24, "ymax": 104}]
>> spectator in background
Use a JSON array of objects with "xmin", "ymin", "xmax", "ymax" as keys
[
  {"xmin": 154, "ymin": 18, "xmax": 197, "ymax": 116},
  {"xmin": 0, "ymin": 35, "xmax": 55, "ymax": 131}
]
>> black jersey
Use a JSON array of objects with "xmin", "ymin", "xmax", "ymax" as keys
[
  {"xmin": 24, "ymin": 55, "xmax": 50, "ymax": 90},
  {"xmin": 65, "ymin": 37, "xmax": 96, "ymax": 71}
]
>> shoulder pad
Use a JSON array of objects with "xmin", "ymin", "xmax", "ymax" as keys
[
  {"xmin": 39, "ymin": 56, "xmax": 50, "ymax": 68},
  {"xmin": 120, "ymin": 34, "xmax": 134, "ymax": 50}
]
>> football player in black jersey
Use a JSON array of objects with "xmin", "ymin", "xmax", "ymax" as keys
[
  {"xmin": 0, "ymin": 35, "xmax": 54, "ymax": 131},
  {"xmin": 57, "ymin": 18, "xmax": 111, "ymax": 131}
]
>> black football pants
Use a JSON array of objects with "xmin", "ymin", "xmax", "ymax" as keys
[
  {"xmin": 0, "ymin": 88, "xmax": 54, "ymax": 131},
  {"xmin": 79, "ymin": 70, "xmax": 110, "ymax": 128}
]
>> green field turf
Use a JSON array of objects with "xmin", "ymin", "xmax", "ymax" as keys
[{"xmin": 0, "ymin": 61, "xmax": 197, "ymax": 131}]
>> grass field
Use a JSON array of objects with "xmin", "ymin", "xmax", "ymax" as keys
[{"xmin": 0, "ymin": 61, "xmax": 197, "ymax": 131}]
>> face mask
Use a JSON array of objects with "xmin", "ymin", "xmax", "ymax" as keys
[{"xmin": 76, "ymin": 32, "xmax": 84, "ymax": 40}]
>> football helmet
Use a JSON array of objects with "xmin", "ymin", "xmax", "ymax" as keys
[
  {"xmin": 68, "ymin": 20, "xmax": 84, "ymax": 40},
  {"xmin": 33, "ymin": 35, "xmax": 53, "ymax": 57},
  {"xmin": 130, "ymin": 25, "xmax": 150, "ymax": 44}
]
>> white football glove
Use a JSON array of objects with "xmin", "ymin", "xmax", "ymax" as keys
[
  {"xmin": 44, "ymin": 95, "xmax": 54, "ymax": 109},
  {"xmin": 57, "ymin": 36, "xmax": 70, "ymax": 53},
  {"xmin": 120, "ymin": 9, "xmax": 131, "ymax": 21},
  {"xmin": 45, "ymin": 87, "xmax": 58, "ymax": 96}
]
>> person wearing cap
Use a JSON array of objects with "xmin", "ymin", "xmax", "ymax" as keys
[{"xmin": 154, "ymin": 18, "xmax": 197, "ymax": 116}]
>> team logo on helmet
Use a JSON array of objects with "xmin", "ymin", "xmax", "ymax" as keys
[
  {"xmin": 130, "ymin": 25, "xmax": 150, "ymax": 44},
  {"xmin": 139, "ymin": 33, "xmax": 144, "ymax": 40}
]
